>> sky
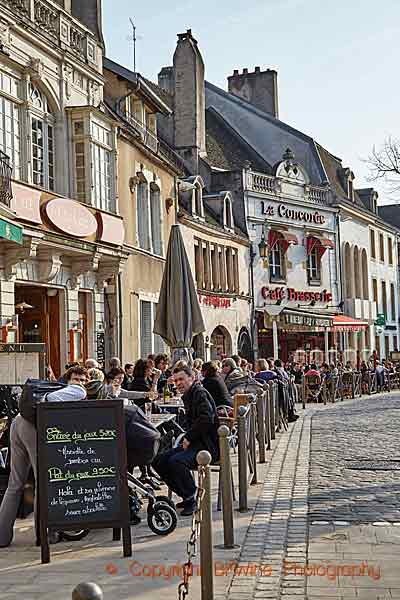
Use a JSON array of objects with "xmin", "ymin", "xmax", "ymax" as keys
[{"xmin": 103, "ymin": 0, "xmax": 400, "ymax": 204}]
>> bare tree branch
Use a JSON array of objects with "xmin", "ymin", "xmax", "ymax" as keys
[{"xmin": 365, "ymin": 137, "xmax": 400, "ymax": 195}]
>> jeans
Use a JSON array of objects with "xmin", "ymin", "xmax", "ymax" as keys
[
  {"xmin": 152, "ymin": 446, "xmax": 198, "ymax": 502},
  {"xmin": 0, "ymin": 415, "xmax": 37, "ymax": 547}
]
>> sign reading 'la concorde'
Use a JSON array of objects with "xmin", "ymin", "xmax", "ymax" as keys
[{"xmin": 261, "ymin": 202, "xmax": 326, "ymax": 225}]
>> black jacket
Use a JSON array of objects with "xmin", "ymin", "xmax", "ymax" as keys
[
  {"xmin": 183, "ymin": 382, "xmax": 220, "ymax": 461},
  {"xmin": 202, "ymin": 375, "xmax": 232, "ymax": 408}
]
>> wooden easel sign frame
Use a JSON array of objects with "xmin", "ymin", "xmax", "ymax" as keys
[{"xmin": 36, "ymin": 399, "xmax": 132, "ymax": 563}]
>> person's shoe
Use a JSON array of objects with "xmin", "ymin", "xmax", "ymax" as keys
[
  {"xmin": 175, "ymin": 500, "xmax": 185, "ymax": 509},
  {"xmin": 49, "ymin": 531, "xmax": 62, "ymax": 544},
  {"xmin": 130, "ymin": 513, "xmax": 141, "ymax": 526},
  {"xmin": 180, "ymin": 502, "xmax": 196, "ymax": 517}
]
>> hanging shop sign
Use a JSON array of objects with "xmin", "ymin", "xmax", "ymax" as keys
[
  {"xmin": 261, "ymin": 202, "xmax": 326, "ymax": 225},
  {"xmin": 0, "ymin": 218, "xmax": 23, "ymax": 245},
  {"xmin": 198, "ymin": 294, "xmax": 232, "ymax": 309},
  {"xmin": 261, "ymin": 286, "xmax": 332, "ymax": 303}
]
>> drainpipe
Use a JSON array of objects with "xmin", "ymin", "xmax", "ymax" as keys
[
  {"xmin": 249, "ymin": 243, "xmax": 256, "ymax": 361},
  {"xmin": 117, "ymin": 272, "xmax": 123, "ymax": 360},
  {"xmin": 336, "ymin": 212, "xmax": 345, "ymax": 353}
]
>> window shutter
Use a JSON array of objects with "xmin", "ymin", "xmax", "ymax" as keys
[
  {"xmin": 153, "ymin": 302, "xmax": 166, "ymax": 353},
  {"xmin": 150, "ymin": 188, "xmax": 162, "ymax": 256},
  {"xmin": 140, "ymin": 300, "xmax": 153, "ymax": 356},
  {"xmin": 137, "ymin": 183, "xmax": 148, "ymax": 249}
]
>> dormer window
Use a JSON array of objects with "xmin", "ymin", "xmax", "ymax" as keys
[
  {"xmin": 192, "ymin": 178, "xmax": 204, "ymax": 218},
  {"xmin": 224, "ymin": 195, "xmax": 234, "ymax": 230}
]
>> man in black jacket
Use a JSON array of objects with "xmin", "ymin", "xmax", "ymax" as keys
[{"xmin": 153, "ymin": 365, "xmax": 219, "ymax": 516}]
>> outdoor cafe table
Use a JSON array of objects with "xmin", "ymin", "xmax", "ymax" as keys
[
  {"xmin": 159, "ymin": 398, "xmax": 185, "ymax": 415},
  {"xmin": 150, "ymin": 413, "xmax": 177, "ymax": 428}
]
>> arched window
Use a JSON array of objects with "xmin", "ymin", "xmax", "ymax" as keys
[
  {"xmin": 225, "ymin": 197, "xmax": 234, "ymax": 229},
  {"xmin": 29, "ymin": 83, "xmax": 54, "ymax": 191}
]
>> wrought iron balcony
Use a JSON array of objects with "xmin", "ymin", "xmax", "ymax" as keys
[{"xmin": 0, "ymin": 151, "xmax": 12, "ymax": 207}]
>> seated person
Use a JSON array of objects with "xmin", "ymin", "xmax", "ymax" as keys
[
  {"xmin": 254, "ymin": 358, "xmax": 278, "ymax": 383},
  {"xmin": 122, "ymin": 363, "xmax": 135, "ymax": 390},
  {"xmin": 153, "ymin": 366, "xmax": 219, "ymax": 516},
  {"xmin": 201, "ymin": 361, "xmax": 232, "ymax": 408}
]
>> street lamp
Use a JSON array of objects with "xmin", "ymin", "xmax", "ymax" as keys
[{"xmin": 258, "ymin": 232, "xmax": 268, "ymax": 258}]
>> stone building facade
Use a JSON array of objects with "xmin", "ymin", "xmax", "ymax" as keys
[{"xmin": 0, "ymin": 0, "xmax": 127, "ymax": 375}]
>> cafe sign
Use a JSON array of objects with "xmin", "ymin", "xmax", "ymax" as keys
[
  {"xmin": 44, "ymin": 198, "xmax": 98, "ymax": 238},
  {"xmin": 198, "ymin": 294, "xmax": 232, "ymax": 309},
  {"xmin": 261, "ymin": 286, "xmax": 332, "ymax": 303},
  {"xmin": 261, "ymin": 201, "xmax": 325, "ymax": 225},
  {"xmin": 282, "ymin": 312, "xmax": 332, "ymax": 328}
]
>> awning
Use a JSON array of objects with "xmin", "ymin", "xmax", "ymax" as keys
[
  {"xmin": 330, "ymin": 315, "xmax": 369, "ymax": 332},
  {"xmin": 306, "ymin": 235, "xmax": 335, "ymax": 256},
  {"xmin": 268, "ymin": 229, "xmax": 298, "ymax": 252}
]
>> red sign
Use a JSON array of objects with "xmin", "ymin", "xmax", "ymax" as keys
[
  {"xmin": 261, "ymin": 286, "xmax": 332, "ymax": 303},
  {"xmin": 44, "ymin": 198, "xmax": 98, "ymax": 238},
  {"xmin": 198, "ymin": 295, "xmax": 231, "ymax": 309}
]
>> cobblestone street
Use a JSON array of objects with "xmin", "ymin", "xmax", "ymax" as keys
[{"xmin": 2, "ymin": 394, "xmax": 400, "ymax": 600}]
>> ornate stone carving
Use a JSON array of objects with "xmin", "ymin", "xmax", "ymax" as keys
[
  {"xmin": 0, "ymin": 21, "xmax": 11, "ymax": 55},
  {"xmin": 95, "ymin": 258, "xmax": 127, "ymax": 290},
  {"xmin": 63, "ymin": 64, "xmax": 73, "ymax": 99},
  {"xmin": 70, "ymin": 252, "xmax": 101, "ymax": 289},
  {"xmin": 26, "ymin": 57, "xmax": 45, "ymax": 82},
  {"xmin": 38, "ymin": 252, "xmax": 62, "ymax": 282},
  {"xmin": 88, "ymin": 80, "xmax": 101, "ymax": 107},
  {"xmin": 4, "ymin": 237, "xmax": 41, "ymax": 280}
]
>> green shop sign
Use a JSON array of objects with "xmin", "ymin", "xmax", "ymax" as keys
[
  {"xmin": 375, "ymin": 313, "xmax": 386, "ymax": 327},
  {"xmin": 0, "ymin": 218, "xmax": 23, "ymax": 245}
]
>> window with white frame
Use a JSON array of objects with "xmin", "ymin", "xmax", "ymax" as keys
[
  {"xmin": 91, "ymin": 120, "xmax": 112, "ymax": 211},
  {"xmin": 307, "ymin": 246, "xmax": 321, "ymax": 283},
  {"xmin": 269, "ymin": 244, "xmax": 285, "ymax": 282},
  {"xmin": 71, "ymin": 114, "xmax": 115, "ymax": 211},
  {"xmin": 0, "ymin": 70, "xmax": 20, "ymax": 179},
  {"xmin": 29, "ymin": 83, "xmax": 55, "ymax": 191},
  {"xmin": 140, "ymin": 300, "xmax": 166, "ymax": 356},
  {"xmin": 150, "ymin": 183, "xmax": 163, "ymax": 256}
]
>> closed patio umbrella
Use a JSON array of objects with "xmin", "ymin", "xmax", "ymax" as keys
[{"xmin": 154, "ymin": 225, "xmax": 205, "ymax": 365}]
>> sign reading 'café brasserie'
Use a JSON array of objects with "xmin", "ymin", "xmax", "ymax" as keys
[{"xmin": 261, "ymin": 202, "xmax": 326, "ymax": 225}]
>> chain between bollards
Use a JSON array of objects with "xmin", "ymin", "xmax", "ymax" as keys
[{"xmin": 72, "ymin": 582, "xmax": 103, "ymax": 600}]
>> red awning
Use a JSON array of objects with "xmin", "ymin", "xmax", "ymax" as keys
[
  {"xmin": 268, "ymin": 229, "xmax": 298, "ymax": 252},
  {"xmin": 330, "ymin": 315, "xmax": 369, "ymax": 332},
  {"xmin": 306, "ymin": 235, "xmax": 335, "ymax": 256}
]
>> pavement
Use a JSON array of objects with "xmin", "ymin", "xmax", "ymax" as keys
[{"xmin": 1, "ymin": 392, "xmax": 400, "ymax": 599}]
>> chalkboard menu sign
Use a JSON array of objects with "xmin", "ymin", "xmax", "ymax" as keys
[
  {"xmin": 36, "ymin": 400, "xmax": 131, "ymax": 563},
  {"xmin": 96, "ymin": 332, "xmax": 105, "ymax": 368}
]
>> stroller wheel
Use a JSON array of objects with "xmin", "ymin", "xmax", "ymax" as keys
[
  {"xmin": 147, "ymin": 501, "xmax": 177, "ymax": 536},
  {"xmin": 61, "ymin": 530, "xmax": 90, "ymax": 542},
  {"xmin": 154, "ymin": 495, "xmax": 176, "ymax": 509}
]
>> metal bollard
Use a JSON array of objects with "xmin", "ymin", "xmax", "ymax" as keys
[
  {"xmin": 72, "ymin": 583, "xmax": 103, "ymax": 600},
  {"xmin": 269, "ymin": 385, "xmax": 276, "ymax": 440},
  {"xmin": 249, "ymin": 402, "xmax": 258, "ymax": 484},
  {"xmin": 197, "ymin": 450, "xmax": 214, "ymax": 600},
  {"xmin": 256, "ymin": 392, "xmax": 266, "ymax": 463},
  {"xmin": 218, "ymin": 426, "xmax": 235, "ymax": 549},
  {"xmin": 264, "ymin": 388, "xmax": 271, "ymax": 451},
  {"xmin": 237, "ymin": 406, "xmax": 248, "ymax": 512}
]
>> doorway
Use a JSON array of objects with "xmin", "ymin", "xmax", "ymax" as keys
[{"xmin": 15, "ymin": 285, "xmax": 61, "ymax": 377}]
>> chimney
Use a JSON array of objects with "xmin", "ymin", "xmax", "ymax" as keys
[
  {"xmin": 227, "ymin": 67, "xmax": 279, "ymax": 118},
  {"xmin": 172, "ymin": 29, "xmax": 206, "ymax": 170},
  {"xmin": 158, "ymin": 66, "xmax": 174, "ymax": 96},
  {"xmin": 71, "ymin": 0, "xmax": 104, "ymax": 46}
]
